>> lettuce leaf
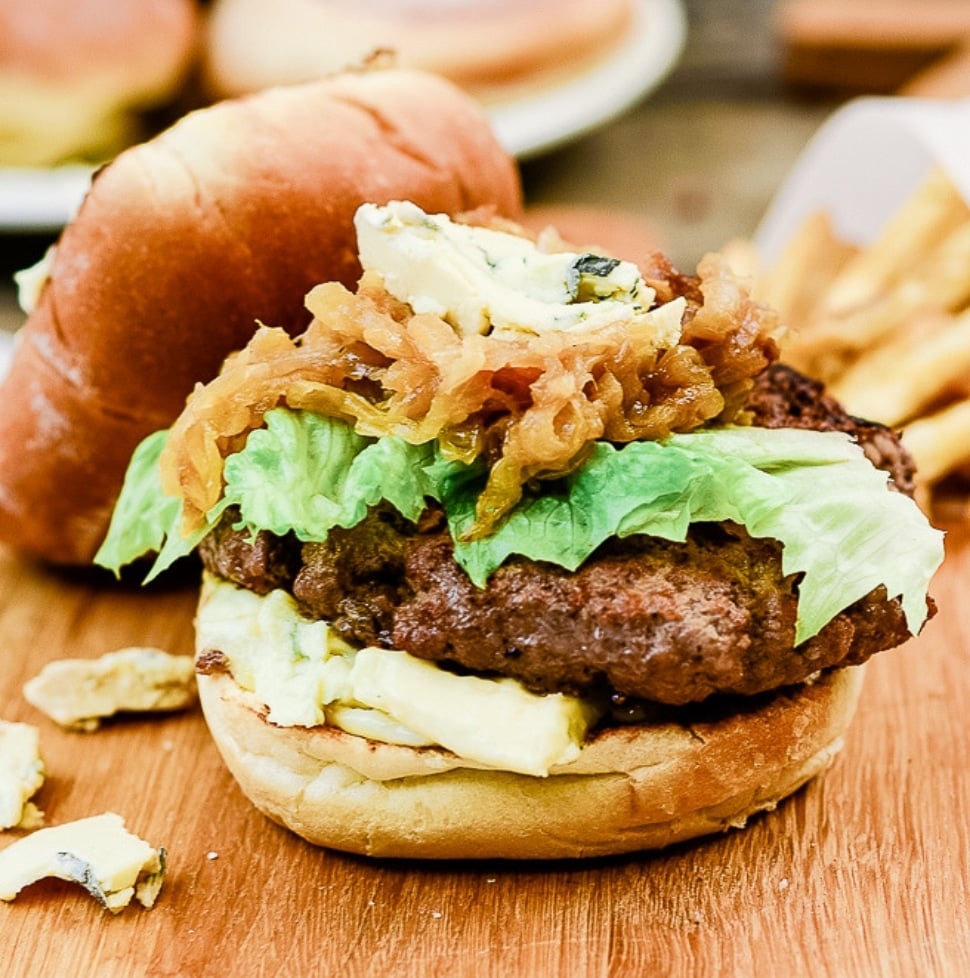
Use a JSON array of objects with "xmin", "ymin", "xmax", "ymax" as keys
[
  {"xmin": 444, "ymin": 427, "xmax": 944, "ymax": 643},
  {"xmin": 96, "ymin": 409, "xmax": 944, "ymax": 644},
  {"xmin": 95, "ymin": 410, "xmax": 440, "ymax": 581},
  {"xmin": 93, "ymin": 431, "xmax": 204, "ymax": 580},
  {"xmin": 220, "ymin": 407, "xmax": 435, "ymax": 535}
]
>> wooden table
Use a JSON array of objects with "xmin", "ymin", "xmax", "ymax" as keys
[{"xmin": 1, "ymin": 517, "xmax": 968, "ymax": 977}]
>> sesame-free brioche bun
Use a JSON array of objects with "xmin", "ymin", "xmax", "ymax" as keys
[
  {"xmin": 0, "ymin": 67, "xmax": 522, "ymax": 566},
  {"xmin": 195, "ymin": 653, "xmax": 865, "ymax": 860}
]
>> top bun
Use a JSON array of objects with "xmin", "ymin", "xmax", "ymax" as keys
[
  {"xmin": 0, "ymin": 67, "xmax": 522, "ymax": 565},
  {"xmin": 0, "ymin": 0, "xmax": 199, "ymax": 166}
]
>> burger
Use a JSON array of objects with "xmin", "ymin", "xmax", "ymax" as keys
[{"xmin": 96, "ymin": 201, "xmax": 944, "ymax": 859}]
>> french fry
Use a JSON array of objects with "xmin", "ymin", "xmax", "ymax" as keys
[
  {"xmin": 816, "ymin": 167, "xmax": 970, "ymax": 316},
  {"xmin": 902, "ymin": 399, "xmax": 970, "ymax": 484},
  {"xmin": 754, "ymin": 211, "xmax": 856, "ymax": 328},
  {"xmin": 750, "ymin": 167, "xmax": 970, "ymax": 508},
  {"xmin": 830, "ymin": 308, "xmax": 970, "ymax": 426},
  {"xmin": 783, "ymin": 207, "xmax": 970, "ymax": 380}
]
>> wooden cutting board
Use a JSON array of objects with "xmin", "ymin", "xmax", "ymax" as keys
[{"xmin": 1, "ymin": 520, "xmax": 968, "ymax": 978}]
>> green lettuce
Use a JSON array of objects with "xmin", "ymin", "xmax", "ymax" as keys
[
  {"xmin": 220, "ymin": 407, "xmax": 434, "ymax": 533},
  {"xmin": 95, "ymin": 408, "xmax": 944, "ymax": 643},
  {"xmin": 444, "ymin": 427, "xmax": 943, "ymax": 643},
  {"xmin": 94, "ymin": 429, "xmax": 214, "ymax": 583}
]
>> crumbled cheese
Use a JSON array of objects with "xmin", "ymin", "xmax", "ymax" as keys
[
  {"xmin": 354, "ymin": 200, "xmax": 685, "ymax": 343},
  {"xmin": 197, "ymin": 576, "xmax": 603, "ymax": 776},
  {"xmin": 13, "ymin": 246, "xmax": 55, "ymax": 316},
  {"xmin": 0, "ymin": 813, "xmax": 165, "ymax": 913},
  {"xmin": 349, "ymin": 648, "xmax": 596, "ymax": 777},
  {"xmin": 0, "ymin": 721, "xmax": 45, "ymax": 830},
  {"xmin": 23, "ymin": 647, "xmax": 197, "ymax": 731}
]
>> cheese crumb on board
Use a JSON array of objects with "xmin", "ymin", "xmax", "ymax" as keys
[
  {"xmin": 0, "ymin": 721, "xmax": 45, "ymax": 830},
  {"xmin": 0, "ymin": 812, "xmax": 165, "ymax": 913},
  {"xmin": 23, "ymin": 647, "xmax": 197, "ymax": 731}
]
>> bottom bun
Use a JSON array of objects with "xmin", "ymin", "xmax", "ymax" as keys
[{"xmin": 195, "ymin": 658, "xmax": 866, "ymax": 860}]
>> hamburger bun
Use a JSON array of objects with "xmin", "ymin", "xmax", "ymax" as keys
[
  {"xmin": 0, "ymin": 0, "xmax": 199, "ymax": 166},
  {"xmin": 94, "ymin": 201, "xmax": 942, "ymax": 862},
  {"xmin": 196, "ymin": 650, "xmax": 865, "ymax": 860},
  {"xmin": 0, "ymin": 67, "xmax": 522, "ymax": 566},
  {"xmin": 202, "ymin": 0, "xmax": 635, "ymax": 105}
]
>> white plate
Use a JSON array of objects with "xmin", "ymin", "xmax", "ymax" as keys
[
  {"xmin": 0, "ymin": 0, "xmax": 685, "ymax": 232},
  {"xmin": 0, "ymin": 163, "xmax": 94, "ymax": 233},
  {"xmin": 488, "ymin": 0, "xmax": 687, "ymax": 160}
]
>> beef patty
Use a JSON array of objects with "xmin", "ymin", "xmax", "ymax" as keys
[{"xmin": 198, "ymin": 364, "xmax": 927, "ymax": 706}]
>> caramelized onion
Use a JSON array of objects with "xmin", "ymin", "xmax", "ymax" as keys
[{"xmin": 161, "ymin": 255, "xmax": 780, "ymax": 536}]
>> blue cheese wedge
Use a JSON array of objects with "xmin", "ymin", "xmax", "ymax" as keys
[
  {"xmin": 23, "ymin": 647, "xmax": 197, "ymax": 731},
  {"xmin": 349, "ymin": 649, "xmax": 597, "ymax": 777},
  {"xmin": 0, "ymin": 721, "xmax": 45, "ymax": 830},
  {"xmin": 197, "ymin": 575, "xmax": 602, "ymax": 776},
  {"xmin": 0, "ymin": 812, "xmax": 165, "ymax": 913},
  {"xmin": 354, "ymin": 200, "xmax": 685, "ymax": 343}
]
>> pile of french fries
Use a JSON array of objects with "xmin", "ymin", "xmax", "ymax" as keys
[{"xmin": 747, "ymin": 168, "xmax": 970, "ymax": 515}]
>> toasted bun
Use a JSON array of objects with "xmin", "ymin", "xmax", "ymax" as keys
[
  {"xmin": 196, "ymin": 660, "xmax": 865, "ymax": 860},
  {"xmin": 202, "ymin": 0, "xmax": 634, "ymax": 104},
  {"xmin": 0, "ymin": 0, "xmax": 199, "ymax": 166},
  {"xmin": 0, "ymin": 68, "xmax": 522, "ymax": 565}
]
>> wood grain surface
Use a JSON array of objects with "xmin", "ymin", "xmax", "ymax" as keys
[
  {"xmin": 1, "ymin": 1, "xmax": 965, "ymax": 972},
  {"xmin": 0, "ymin": 518, "xmax": 967, "ymax": 978}
]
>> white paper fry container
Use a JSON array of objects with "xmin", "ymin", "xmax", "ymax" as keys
[{"xmin": 755, "ymin": 96, "xmax": 970, "ymax": 262}]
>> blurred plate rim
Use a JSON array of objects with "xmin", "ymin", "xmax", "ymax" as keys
[
  {"xmin": 0, "ymin": 0, "xmax": 686, "ymax": 233},
  {"xmin": 490, "ymin": 0, "xmax": 687, "ymax": 160},
  {"xmin": 0, "ymin": 163, "xmax": 93, "ymax": 234}
]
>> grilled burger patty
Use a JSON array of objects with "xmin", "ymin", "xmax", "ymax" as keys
[{"xmin": 198, "ymin": 364, "xmax": 924, "ymax": 706}]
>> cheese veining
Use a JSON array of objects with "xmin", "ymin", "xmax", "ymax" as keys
[
  {"xmin": 0, "ymin": 812, "xmax": 165, "ymax": 913},
  {"xmin": 354, "ymin": 200, "xmax": 685, "ymax": 343}
]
